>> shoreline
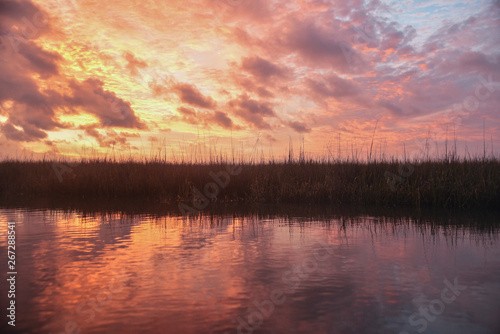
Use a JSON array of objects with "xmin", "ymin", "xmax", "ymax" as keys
[{"xmin": 1, "ymin": 159, "xmax": 499, "ymax": 210}]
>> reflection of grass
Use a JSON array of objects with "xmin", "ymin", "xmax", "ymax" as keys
[{"xmin": 0, "ymin": 158, "xmax": 498, "ymax": 209}]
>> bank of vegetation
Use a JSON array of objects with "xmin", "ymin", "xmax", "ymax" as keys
[{"xmin": 0, "ymin": 156, "xmax": 498, "ymax": 210}]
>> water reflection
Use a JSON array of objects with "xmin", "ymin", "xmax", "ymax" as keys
[{"xmin": 0, "ymin": 208, "xmax": 499, "ymax": 334}]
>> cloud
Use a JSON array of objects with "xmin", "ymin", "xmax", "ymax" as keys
[
  {"xmin": 288, "ymin": 120, "xmax": 311, "ymax": 133},
  {"xmin": 0, "ymin": 0, "xmax": 50, "ymax": 38},
  {"xmin": 171, "ymin": 83, "xmax": 216, "ymax": 109},
  {"xmin": 0, "ymin": 35, "xmax": 65, "ymax": 141},
  {"xmin": 149, "ymin": 79, "xmax": 171, "ymax": 97},
  {"xmin": 2, "ymin": 0, "xmax": 500, "ymax": 157},
  {"xmin": 79, "ymin": 124, "xmax": 130, "ymax": 148},
  {"xmin": 282, "ymin": 19, "xmax": 367, "ymax": 73},
  {"xmin": 228, "ymin": 95, "xmax": 276, "ymax": 129},
  {"xmin": 0, "ymin": 0, "xmax": 147, "ymax": 146},
  {"xmin": 4, "ymin": 101, "xmax": 64, "ymax": 141},
  {"xmin": 173, "ymin": 106, "xmax": 237, "ymax": 130},
  {"xmin": 306, "ymin": 75, "xmax": 360, "ymax": 100},
  {"xmin": 457, "ymin": 52, "xmax": 500, "ymax": 75},
  {"xmin": 175, "ymin": 106, "xmax": 198, "ymax": 125},
  {"xmin": 1, "ymin": 122, "xmax": 42, "ymax": 141},
  {"xmin": 17, "ymin": 41, "xmax": 61, "ymax": 78},
  {"xmin": 208, "ymin": 0, "xmax": 272, "ymax": 24},
  {"xmin": 65, "ymin": 79, "xmax": 147, "ymax": 129},
  {"xmin": 123, "ymin": 51, "xmax": 147, "ymax": 76},
  {"xmin": 212, "ymin": 111, "xmax": 234, "ymax": 129},
  {"xmin": 230, "ymin": 75, "xmax": 275, "ymax": 98},
  {"xmin": 240, "ymin": 56, "xmax": 287, "ymax": 80}
]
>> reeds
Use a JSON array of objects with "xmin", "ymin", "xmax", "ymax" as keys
[{"xmin": 0, "ymin": 155, "xmax": 498, "ymax": 209}]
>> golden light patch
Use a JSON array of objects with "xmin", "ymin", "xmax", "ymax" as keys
[{"xmin": 58, "ymin": 113, "xmax": 100, "ymax": 127}]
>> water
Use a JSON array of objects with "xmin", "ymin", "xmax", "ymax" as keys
[{"xmin": 1, "ymin": 208, "xmax": 499, "ymax": 334}]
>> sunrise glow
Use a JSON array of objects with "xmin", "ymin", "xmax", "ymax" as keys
[{"xmin": 1, "ymin": 0, "xmax": 499, "ymax": 161}]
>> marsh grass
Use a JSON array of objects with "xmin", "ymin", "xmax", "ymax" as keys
[{"xmin": 0, "ymin": 154, "xmax": 498, "ymax": 210}]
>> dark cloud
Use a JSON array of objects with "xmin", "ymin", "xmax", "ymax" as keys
[
  {"xmin": 0, "ymin": 1, "xmax": 37, "ymax": 19},
  {"xmin": 79, "ymin": 124, "xmax": 129, "ymax": 148},
  {"xmin": 0, "ymin": 100, "xmax": 61, "ymax": 141},
  {"xmin": 149, "ymin": 80, "xmax": 171, "ymax": 97},
  {"xmin": 173, "ymin": 83, "xmax": 216, "ymax": 109},
  {"xmin": 212, "ymin": 111, "xmax": 234, "ymax": 129},
  {"xmin": 458, "ymin": 52, "xmax": 500, "ymax": 75},
  {"xmin": 123, "ymin": 51, "xmax": 147, "ymax": 76},
  {"xmin": 231, "ymin": 76, "xmax": 274, "ymax": 98},
  {"xmin": 283, "ymin": 19, "xmax": 366, "ymax": 73},
  {"xmin": 17, "ymin": 41, "xmax": 61, "ymax": 78},
  {"xmin": 0, "ymin": 39, "xmax": 64, "ymax": 141},
  {"xmin": 176, "ymin": 106, "xmax": 198, "ymax": 125},
  {"xmin": 379, "ymin": 25, "xmax": 405, "ymax": 51},
  {"xmin": 0, "ymin": 55, "xmax": 49, "ymax": 106},
  {"xmin": 240, "ymin": 56, "xmax": 287, "ymax": 79},
  {"xmin": 288, "ymin": 120, "xmax": 311, "ymax": 133},
  {"xmin": 66, "ymin": 78, "xmax": 147, "ymax": 129},
  {"xmin": 306, "ymin": 75, "xmax": 360, "ymax": 100},
  {"xmin": 0, "ymin": 0, "xmax": 146, "ymax": 145},
  {"xmin": 173, "ymin": 106, "xmax": 237, "ymax": 130},
  {"xmin": 0, "ymin": 0, "xmax": 50, "ymax": 38},
  {"xmin": 1, "ymin": 122, "xmax": 41, "ymax": 141},
  {"xmin": 228, "ymin": 95, "xmax": 276, "ymax": 129},
  {"xmin": 177, "ymin": 106, "xmax": 196, "ymax": 116}
]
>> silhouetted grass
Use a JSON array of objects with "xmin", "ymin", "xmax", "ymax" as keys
[{"xmin": 0, "ymin": 157, "xmax": 499, "ymax": 209}]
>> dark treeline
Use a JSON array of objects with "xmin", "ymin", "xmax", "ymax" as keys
[{"xmin": 0, "ymin": 158, "xmax": 499, "ymax": 210}]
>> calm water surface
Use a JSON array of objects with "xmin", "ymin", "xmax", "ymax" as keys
[{"xmin": 1, "ymin": 208, "xmax": 499, "ymax": 334}]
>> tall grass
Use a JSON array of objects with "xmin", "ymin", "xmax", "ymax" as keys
[{"xmin": 0, "ymin": 154, "xmax": 498, "ymax": 210}]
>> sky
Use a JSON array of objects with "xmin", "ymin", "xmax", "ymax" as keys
[{"xmin": 1, "ymin": 0, "xmax": 499, "ymax": 161}]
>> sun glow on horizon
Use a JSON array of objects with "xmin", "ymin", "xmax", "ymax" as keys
[{"xmin": 0, "ymin": 0, "xmax": 499, "ymax": 161}]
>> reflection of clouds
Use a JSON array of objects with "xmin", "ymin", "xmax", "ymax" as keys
[
  {"xmin": 174, "ymin": 226, "xmax": 232, "ymax": 315},
  {"xmin": 1, "ymin": 209, "xmax": 499, "ymax": 333}
]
